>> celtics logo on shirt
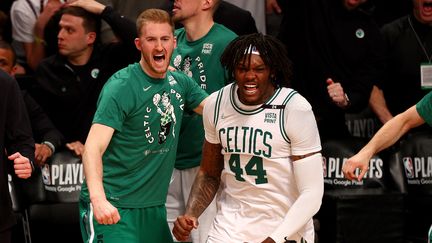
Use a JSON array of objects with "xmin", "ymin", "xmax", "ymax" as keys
[
  {"xmin": 173, "ymin": 54, "xmax": 193, "ymax": 78},
  {"xmin": 153, "ymin": 91, "xmax": 177, "ymax": 144}
]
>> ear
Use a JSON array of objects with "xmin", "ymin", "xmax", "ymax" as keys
[
  {"xmin": 173, "ymin": 36, "xmax": 177, "ymax": 49},
  {"xmin": 202, "ymin": 0, "xmax": 213, "ymax": 11},
  {"xmin": 10, "ymin": 65, "xmax": 18, "ymax": 77},
  {"xmin": 270, "ymin": 69, "xmax": 277, "ymax": 78},
  {"xmin": 134, "ymin": 37, "xmax": 142, "ymax": 51},
  {"xmin": 86, "ymin": 31, "xmax": 97, "ymax": 45}
]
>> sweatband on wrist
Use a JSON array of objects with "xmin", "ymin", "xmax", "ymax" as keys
[{"xmin": 42, "ymin": 141, "xmax": 55, "ymax": 154}]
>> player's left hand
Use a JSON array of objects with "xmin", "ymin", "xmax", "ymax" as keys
[{"xmin": 9, "ymin": 152, "xmax": 32, "ymax": 179}]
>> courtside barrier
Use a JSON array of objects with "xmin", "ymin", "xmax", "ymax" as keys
[
  {"xmin": 393, "ymin": 131, "xmax": 432, "ymax": 242},
  {"xmin": 317, "ymin": 138, "xmax": 404, "ymax": 243}
]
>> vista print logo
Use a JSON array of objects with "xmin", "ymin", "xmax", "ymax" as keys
[{"xmin": 202, "ymin": 43, "xmax": 213, "ymax": 54}]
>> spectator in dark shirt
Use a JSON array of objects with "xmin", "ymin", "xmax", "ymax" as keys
[
  {"xmin": 0, "ymin": 69, "xmax": 34, "ymax": 243},
  {"xmin": 0, "ymin": 40, "xmax": 63, "ymax": 166},
  {"xmin": 370, "ymin": 0, "xmax": 432, "ymax": 129},
  {"xmin": 31, "ymin": 0, "xmax": 139, "ymax": 157},
  {"xmin": 278, "ymin": 0, "xmax": 385, "ymax": 140}
]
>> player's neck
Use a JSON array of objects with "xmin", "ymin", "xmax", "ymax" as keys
[{"xmin": 183, "ymin": 16, "xmax": 214, "ymax": 42}]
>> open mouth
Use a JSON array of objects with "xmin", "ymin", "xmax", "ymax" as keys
[
  {"xmin": 244, "ymin": 83, "xmax": 258, "ymax": 95},
  {"xmin": 172, "ymin": 3, "xmax": 180, "ymax": 13},
  {"xmin": 344, "ymin": 0, "xmax": 365, "ymax": 9},
  {"xmin": 421, "ymin": 0, "xmax": 432, "ymax": 17},
  {"xmin": 153, "ymin": 54, "xmax": 165, "ymax": 64}
]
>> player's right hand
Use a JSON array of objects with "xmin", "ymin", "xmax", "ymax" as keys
[
  {"xmin": 91, "ymin": 198, "xmax": 120, "ymax": 225},
  {"xmin": 9, "ymin": 152, "xmax": 32, "ymax": 179},
  {"xmin": 172, "ymin": 215, "xmax": 198, "ymax": 241}
]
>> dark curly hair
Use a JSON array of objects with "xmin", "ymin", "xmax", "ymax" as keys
[{"xmin": 220, "ymin": 33, "xmax": 293, "ymax": 88}]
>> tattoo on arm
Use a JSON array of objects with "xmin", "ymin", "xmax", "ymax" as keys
[
  {"xmin": 185, "ymin": 141, "xmax": 224, "ymax": 218},
  {"xmin": 185, "ymin": 171, "xmax": 220, "ymax": 218}
]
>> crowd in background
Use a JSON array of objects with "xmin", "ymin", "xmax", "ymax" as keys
[{"xmin": 1, "ymin": 0, "xmax": 431, "ymax": 242}]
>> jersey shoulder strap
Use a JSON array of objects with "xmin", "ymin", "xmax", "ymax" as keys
[{"xmin": 279, "ymin": 89, "xmax": 298, "ymax": 143}]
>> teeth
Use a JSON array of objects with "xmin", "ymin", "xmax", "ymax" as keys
[
  {"xmin": 245, "ymin": 84, "xmax": 256, "ymax": 88},
  {"xmin": 154, "ymin": 54, "xmax": 165, "ymax": 61}
]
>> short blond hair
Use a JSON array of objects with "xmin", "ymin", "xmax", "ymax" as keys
[{"xmin": 136, "ymin": 9, "xmax": 174, "ymax": 36}]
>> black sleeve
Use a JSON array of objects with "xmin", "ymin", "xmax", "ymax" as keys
[
  {"xmin": 4, "ymin": 75, "xmax": 34, "ymax": 163},
  {"xmin": 214, "ymin": 1, "xmax": 258, "ymax": 35},
  {"xmin": 21, "ymin": 90, "xmax": 64, "ymax": 151},
  {"xmin": 101, "ymin": 6, "xmax": 136, "ymax": 46},
  {"xmin": 100, "ymin": 6, "xmax": 140, "ymax": 62}
]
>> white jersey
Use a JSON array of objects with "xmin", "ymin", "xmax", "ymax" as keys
[{"xmin": 203, "ymin": 84, "xmax": 321, "ymax": 243}]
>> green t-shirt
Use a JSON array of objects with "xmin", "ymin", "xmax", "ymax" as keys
[
  {"xmin": 171, "ymin": 23, "xmax": 237, "ymax": 169},
  {"xmin": 80, "ymin": 63, "xmax": 208, "ymax": 208},
  {"xmin": 416, "ymin": 91, "xmax": 432, "ymax": 127}
]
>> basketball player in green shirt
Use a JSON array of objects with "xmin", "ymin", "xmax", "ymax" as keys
[
  {"xmin": 167, "ymin": 0, "xmax": 237, "ymax": 242},
  {"xmin": 79, "ymin": 9, "xmax": 207, "ymax": 243}
]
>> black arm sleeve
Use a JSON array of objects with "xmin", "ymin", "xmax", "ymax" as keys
[
  {"xmin": 101, "ymin": 6, "xmax": 137, "ymax": 47},
  {"xmin": 4, "ymin": 75, "xmax": 34, "ymax": 163},
  {"xmin": 100, "ymin": 6, "xmax": 140, "ymax": 63},
  {"xmin": 22, "ymin": 90, "xmax": 64, "ymax": 151}
]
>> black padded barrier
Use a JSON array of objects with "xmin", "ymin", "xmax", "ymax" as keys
[
  {"xmin": 317, "ymin": 190, "xmax": 404, "ymax": 243},
  {"xmin": 322, "ymin": 137, "xmax": 398, "ymax": 191},
  {"xmin": 41, "ymin": 150, "xmax": 83, "ymax": 203},
  {"xmin": 397, "ymin": 131, "xmax": 432, "ymax": 195},
  {"xmin": 9, "ymin": 174, "xmax": 32, "ymax": 243},
  {"xmin": 26, "ymin": 150, "xmax": 83, "ymax": 243},
  {"xmin": 317, "ymin": 138, "xmax": 405, "ymax": 243},
  {"xmin": 392, "ymin": 131, "xmax": 432, "ymax": 242}
]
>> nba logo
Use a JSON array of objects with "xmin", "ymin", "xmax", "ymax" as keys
[
  {"xmin": 42, "ymin": 164, "xmax": 51, "ymax": 185},
  {"xmin": 403, "ymin": 157, "xmax": 414, "ymax": 179},
  {"xmin": 322, "ymin": 157, "xmax": 327, "ymax": 177}
]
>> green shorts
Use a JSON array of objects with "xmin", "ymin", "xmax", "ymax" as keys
[{"xmin": 79, "ymin": 199, "xmax": 173, "ymax": 243}]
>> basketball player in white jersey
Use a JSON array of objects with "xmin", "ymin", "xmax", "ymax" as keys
[{"xmin": 172, "ymin": 33, "xmax": 324, "ymax": 243}]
